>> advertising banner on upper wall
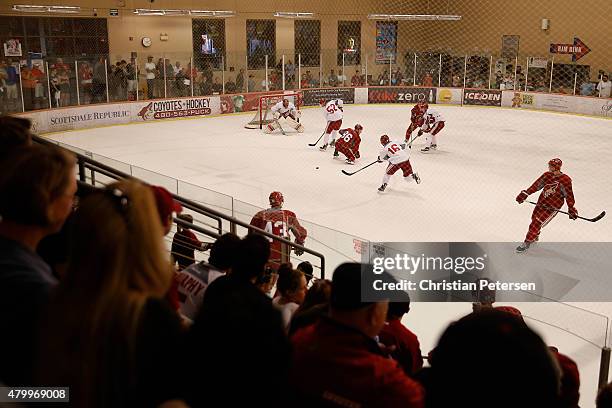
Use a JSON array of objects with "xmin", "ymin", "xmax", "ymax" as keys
[
  {"xmin": 463, "ymin": 89, "xmax": 502, "ymax": 106},
  {"xmin": 133, "ymin": 96, "xmax": 221, "ymax": 121},
  {"xmin": 368, "ymin": 87, "xmax": 436, "ymax": 104},
  {"xmin": 302, "ymin": 88, "xmax": 355, "ymax": 106}
]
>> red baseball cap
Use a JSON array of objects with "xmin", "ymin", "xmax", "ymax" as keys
[{"xmin": 150, "ymin": 186, "xmax": 182, "ymax": 222}]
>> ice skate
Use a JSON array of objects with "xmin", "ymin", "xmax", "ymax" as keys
[
  {"xmin": 412, "ymin": 172, "xmax": 421, "ymax": 184},
  {"xmin": 421, "ymin": 146, "xmax": 430, "ymax": 153},
  {"xmin": 330, "ymin": 139, "xmax": 336, "ymax": 147},
  {"xmin": 333, "ymin": 150, "xmax": 339, "ymax": 158},
  {"xmin": 515, "ymin": 242, "xmax": 531, "ymax": 253},
  {"xmin": 430, "ymin": 144, "xmax": 437, "ymax": 150},
  {"xmin": 319, "ymin": 143, "xmax": 328, "ymax": 151},
  {"xmin": 378, "ymin": 183, "xmax": 387, "ymax": 192},
  {"xmin": 345, "ymin": 159, "xmax": 355, "ymax": 165}
]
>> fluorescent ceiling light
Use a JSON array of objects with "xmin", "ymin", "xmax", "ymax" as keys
[
  {"xmin": 368, "ymin": 14, "xmax": 461, "ymax": 21},
  {"xmin": 134, "ymin": 8, "xmax": 235, "ymax": 17},
  {"xmin": 13, "ymin": 4, "xmax": 81, "ymax": 13},
  {"xmin": 274, "ymin": 12, "xmax": 314, "ymax": 18},
  {"xmin": 190, "ymin": 10, "xmax": 235, "ymax": 17}
]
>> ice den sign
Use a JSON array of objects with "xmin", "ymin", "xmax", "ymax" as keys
[{"xmin": 463, "ymin": 89, "xmax": 502, "ymax": 106}]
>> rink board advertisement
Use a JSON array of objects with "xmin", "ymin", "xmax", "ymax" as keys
[
  {"xmin": 500, "ymin": 91, "xmax": 612, "ymax": 116},
  {"xmin": 42, "ymin": 105, "xmax": 132, "ymax": 132},
  {"xmin": 301, "ymin": 87, "xmax": 355, "ymax": 106},
  {"xmin": 463, "ymin": 89, "xmax": 502, "ymax": 106},
  {"xmin": 436, "ymin": 88, "xmax": 463, "ymax": 105},
  {"xmin": 360, "ymin": 242, "xmax": 612, "ymax": 302},
  {"xmin": 133, "ymin": 97, "xmax": 221, "ymax": 121},
  {"xmin": 368, "ymin": 87, "xmax": 436, "ymax": 104}
]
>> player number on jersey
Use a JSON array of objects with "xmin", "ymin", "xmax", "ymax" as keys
[
  {"xmin": 326, "ymin": 104, "xmax": 337, "ymax": 114},
  {"xmin": 388, "ymin": 144, "xmax": 401, "ymax": 154},
  {"xmin": 264, "ymin": 220, "xmax": 288, "ymax": 241},
  {"xmin": 343, "ymin": 133, "xmax": 352, "ymax": 142}
]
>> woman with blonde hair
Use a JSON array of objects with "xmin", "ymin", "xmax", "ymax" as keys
[{"xmin": 37, "ymin": 179, "xmax": 183, "ymax": 407}]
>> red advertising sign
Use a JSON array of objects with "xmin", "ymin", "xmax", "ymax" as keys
[{"xmin": 549, "ymin": 37, "xmax": 591, "ymax": 61}]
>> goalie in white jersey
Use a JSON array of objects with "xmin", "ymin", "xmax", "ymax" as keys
[
  {"xmin": 319, "ymin": 99, "xmax": 344, "ymax": 150},
  {"xmin": 264, "ymin": 98, "xmax": 304, "ymax": 133},
  {"xmin": 377, "ymin": 134, "xmax": 421, "ymax": 192},
  {"xmin": 418, "ymin": 110, "xmax": 445, "ymax": 152}
]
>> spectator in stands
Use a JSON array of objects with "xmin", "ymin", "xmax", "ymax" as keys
[
  {"xmin": 247, "ymin": 73, "xmax": 255, "ymax": 92},
  {"xmin": 423, "ymin": 72, "xmax": 433, "ymax": 87},
  {"xmin": 0, "ymin": 116, "xmax": 32, "ymax": 158},
  {"xmin": 212, "ymin": 77, "xmax": 223, "ymax": 94},
  {"xmin": 502, "ymin": 73, "xmax": 514, "ymax": 90},
  {"xmin": 452, "ymin": 73, "xmax": 462, "ymax": 87},
  {"xmin": 494, "ymin": 70, "xmax": 503, "ymax": 89},
  {"xmin": 549, "ymin": 346, "xmax": 580, "ymax": 408},
  {"xmin": 225, "ymin": 77, "xmax": 236, "ymax": 94},
  {"xmin": 235, "ymin": 68, "xmax": 245, "ymax": 92},
  {"xmin": 79, "ymin": 61, "xmax": 94, "ymax": 104},
  {"xmin": 171, "ymin": 213, "xmax": 203, "ymax": 270},
  {"xmin": 54, "ymin": 58, "xmax": 71, "ymax": 107},
  {"xmin": 377, "ymin": 70, "xmax": 388, "ymax": 86},
  {"xmin": 289, "ymin": 263, "xmax": 424, "ymax": 407},
  {"xmin": 145, "ymin": 56, "xmax": 156, "ymax": 100},
  {"xmin": 597, "ymin": 381, "xmax": 612, "ymax": 408},
  {"xmin": 296, "ymin": 260, "xmax": 314, "ymax": 284},
  {"xmin": 154, "ymin": 58, "xmax": 164, "ymax": 98},
  {"xmin": 421, "ymin": 310, "xmax": 560, "ymax": 408},
  {"xmin": 285, "ymin": 60, "xmax": 295, "ymax": 87},
  {"xmin": 301, "ymin": 73, "xmax": 310, "ymax": 89},
  {"xmin": 580, "ymin": 79, "xmax": 596, "ymax": 96},
  {"xmin": 597, "ymin": 74, "xmax": 611, "ymax": 98},
  {"xmin": 92, "ymin": 56, "xmax": 106, "ymax": 102},
  {"xmin": 175, "ymin": 232, "xmax": 240, "ymax": 321},
  {"xmin": 288, "ymin": 278, "xmax": 331, "ymax": 336},
  {"xmin": 0, "ymin": 144, "xmax": 76, "ymax": 386},
  {"xmin": 328, "ymin": 69, "xmax": 339, "ymax": 87},
  {"xmin": 185, "ymin": 234, "xmax": 290, "ymax": 407},
  {"xmin": 150, "ymin": 186, "xmax": 182, "ymax": 236},
  {"xmin": 351, "ymin": 70, "xmax": 362, "ymax": 86},
  {"xmin": 273, "ymin": 264, "xmax": 307, "ymax": 331},
  {"xmin": 2, "ymin": 59, "xmax": 19, "ymax": 111},
  {"xmin": 20, "ymin": 64, "xmax": 35, "ymax": 110},
  {"xmin": 37, "ymin": 179, "xmax": 183, "ymax": 407},
  {"xmin": 378, "ymin": 301, "xmax": 423, "ymax": 376}
]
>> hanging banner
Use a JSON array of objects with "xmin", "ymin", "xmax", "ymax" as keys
[{"xmin": 375, "ymin": 21, "xmax": 397, "ymax": 64}]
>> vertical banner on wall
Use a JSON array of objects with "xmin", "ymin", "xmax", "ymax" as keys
[
  {"xmin": 501, "ymin": 35, "xmax": 520, "ymax": 59},
  {"xmin": 375, "ymin": 21, "xmax": 397, "ymax": 64}
]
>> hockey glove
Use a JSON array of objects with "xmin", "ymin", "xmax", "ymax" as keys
[
  {"xmin": 294, "ymin": 242, "xmax": 305, "ymax": 256},
  {"xmin": 355, "ymin": 151, "xmax": 360, "ymax": 159},
  {"xmin": 568, "ymin": 207, "xmax": 578, "ymax": 220},
  {"xmin": 273, "ymin": 112, "xmax": 280, "ymax": 120},
  {"xmin": 516, "ymin": 191, "xmax": 528, "ymax": 204}
]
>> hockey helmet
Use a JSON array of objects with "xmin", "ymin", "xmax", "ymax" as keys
[
  {"xmin": 380, "ymin": 134, "xmax": 390, "ymax": 146},
  {"xmin": 548, "ymin": 158, "xmax": 562, "ymax": 171},
  {"xmin": 269, "ymin": 191, "xmax": 284, "ymax": 208},
  {"xmin": 354, "ymin": 124, "xmax": 363, "ymax": 133},
  {"xmin": 319, "ymin": 98, "xmax": 326, "ymax": 106}
]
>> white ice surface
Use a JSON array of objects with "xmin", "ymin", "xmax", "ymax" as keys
[{"xmin": 47, "ymin": 104, "xmax": 612, "ymax": 407}]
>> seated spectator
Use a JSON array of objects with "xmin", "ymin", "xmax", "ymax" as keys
[
  {"xmin": 351, "ymin": 70, "xmax": 363, "ymax": 86},
  {"xmin": 328, "ymin": 69, "xmax": 339, "ymax": 87},
  {"xmin": 296, "ymin": 260, "xmax": 314, "ymax": 284},
  {"xmin": 289, "ymin": 263, "xmax": 424, "ymax": 407},
  {"xmin": 171, "ymin": 213, "xmax": 203, "ymax": 270},
  {"xmin": 422, "ymin": 72, "xmax": 433, "ymax": 87},
  {"xmin": 0, "ymin": 116, "xmax": 32, "ymax": 159},
  {"xmin": 185, "ymin": 234, "xmax": 290, "ymax": 407},
  {"xmin": 175, "ymin": 232, "xmax": 240, "ymax": 320},
  {"xmin": 273, "ymin": 264, "xmax": 307, "ymax": 331},
  {"xmin": 378, "ymin": 301, "xmax": 423, "ymax": 376},
  {"xmin": 225, "ymin": 78, "xmax": 236, "ymax": 94},
  {"xmin": 0, "ymin": 144, "xmax": 76, "ymax": 386},
  {"xmin": 37, "ymin": 180, "xmax": 183, "ymax": 407},
  {"xmin": 580, "ymin": 80, "xmax": 596, "ymax": 96},
  {"xmin": 597, "ymin": 74, "xmax": 611, "ymax": 98},
  {"xmin": 549, "ymin": 346, "xmax": 580, "ymax": 408},
  {"xmin": 421, "ymin": 310, "xmax": 560, "ymax": 408},
  {"xmin": 288, "ymin": 278, "xmax": 331, "ymax": 336}
]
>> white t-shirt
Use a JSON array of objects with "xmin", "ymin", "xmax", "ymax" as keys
[
  {"xmin": 323, "ymin": 99, "xmax": 344, "ymax": 122},
  {"xmin": 176, "ymin": 262, "xmax": 224, "ymax": 320},
  {"xmin": 272, "ymin": 297, "xmax": 300, "ymax": 331},
  {"xmin": 145, "ymin": 62, "xmax": 156, "ymax": 80},
  {"xmin": 597, "ymin": 80, "xmax": 611, "ymax": 98},
  {"xmin": 379, "ymin": 140, "xmax": 410, "ymax": 164}
]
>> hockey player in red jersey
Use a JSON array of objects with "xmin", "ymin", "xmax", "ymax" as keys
[
  {"xmin": 515, "ymin": 158, "xmax": 578, "ymax": 253},
  {"xmin": 249, "ymin": 191, "xmax": 308, "ymax": 269},
  {"xmin": 377, "ymin": 134, "xmax": 421, "ymax": 192},
  {"xmin": 333, "ymin": 124, "xmax": 363, "ymax": 165},
  {"xmin": 405, "ymin": 101, "xmax": 428, "ymax": 143}
]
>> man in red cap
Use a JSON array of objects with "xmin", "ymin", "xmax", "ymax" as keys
[
  {"xmin": 150, "ymin": 185, "xmax": 183, "ymax": 235},
  {"xmin": 515, "ymin": 158, "xmax": 577, "ymax": 253}
]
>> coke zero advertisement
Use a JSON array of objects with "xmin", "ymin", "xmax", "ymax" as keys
[{"xmin": 368, "ymin": 87, "xmax": 436, "ymax": 104}]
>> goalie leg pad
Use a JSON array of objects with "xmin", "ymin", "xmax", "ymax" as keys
[
  {"xmin": 285, "ymin": 116, "xmax": 303, "ymax": 132},
  {"xmin": 264, "ymin": 121, "xmax": 279, "ymax": 134}
]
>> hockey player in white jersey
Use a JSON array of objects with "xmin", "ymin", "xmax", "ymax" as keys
[
  {"xmin": 377, "ymin": 134, "xmax": 420, "ymax": 192},
  {"xmin": 319, "ymin": 98, "xmax": 344, "ymax": 151},
  {"xmin": 264, "ymin": 98, "xmax": 304, "ymax": 133},
  {"xmin": 418, "ymin": 110, "xmax": 445, "ymax": 152}
]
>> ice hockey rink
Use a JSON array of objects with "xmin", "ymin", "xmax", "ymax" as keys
[{"xmin": 46, "ymin": 103, "xmax": 611, "ymax": 406}]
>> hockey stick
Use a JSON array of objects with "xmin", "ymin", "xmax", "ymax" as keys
[
  {"xmin": 308, "ymin": 122, "xmax": 330, "ymax": 147},
  {"xmin": 274, "ymin": 117, "xmax": 287, "ymax": 136},
  {"xmin": 526, "ymin": 200, "xmax": 606, "ymax": 222},
  {"xmin": 341, "ymin": 159, "xmax": 380, "ymax": 176}
]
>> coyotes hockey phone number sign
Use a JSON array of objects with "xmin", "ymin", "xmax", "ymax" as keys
[{"xmin": 368, "ymin": 87, "xmax": 436, "ymax": 104}]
